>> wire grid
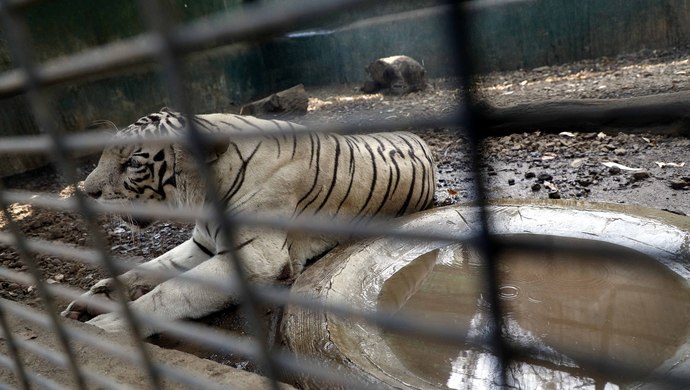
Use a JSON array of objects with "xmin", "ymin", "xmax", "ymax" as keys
[{"xmin": 0, "ymin": 0, "xmax": 688, "ymax": 389}]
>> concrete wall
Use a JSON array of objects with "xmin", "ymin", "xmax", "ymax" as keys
[
  {"xmin": 1, "ymin": 0, "xmax": 690, "ymax": 177},
  {"xmin": 470, "ymin": 0, "xmax": 690, "ymax": 71}
]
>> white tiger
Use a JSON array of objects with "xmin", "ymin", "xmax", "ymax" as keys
[{"xmin": 62, "ymin": 108, "xmax": 436, "ymax": 336}]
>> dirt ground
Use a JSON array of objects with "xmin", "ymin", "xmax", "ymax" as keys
[{"xmin": 1, "ymin": 46, "xmax": 689, "ymax": 372}]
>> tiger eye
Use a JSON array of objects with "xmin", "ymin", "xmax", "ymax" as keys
[{"xmin": 126, "ymin": 158, "xmax": 143, "ymax": 168}]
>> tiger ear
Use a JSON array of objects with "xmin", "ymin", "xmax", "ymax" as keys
[
  {"xmin": 173, "ymin": 142, "xmax": 227, "ymax": 164},
  {"xmin": 172, "ymin": 141, "xmax": 226, "ymax": 168},
  {"xmin": 205, "ymin": 140, "xmax": 228, "ymax": 163},
  {"xmin": 196, "ymin": 123, "xmax": 229, "ymax": 163},
  {"xmin": 171, "ymin": 112, "xmax": 229, "ymax": 163}
]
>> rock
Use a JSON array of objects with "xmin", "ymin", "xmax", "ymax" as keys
[
  {"xmin": 508, "ymin": 179, "xmax": 515, "ymax": 185},
  {"xmin": 363, "ymin": 55, "xmax": 428, "ymax": 95},
  {"xmin": 525, "ymin": 172, "xmax": 536, "ymax": 179},
  {"xmin": 608, "ymin": 166, "xmax": 621, "ymax": 175},
  {"xmin": 240, "ymin": 84, "xmax": 309, "ymax": 117},
  {"xmin": 631, "ymin": 171, "xmax": 650, "ymax": 181},
  {"xmin": 531, "ymin": 183, "xmax": 542, "ymax": 191},
  {"xmin": 614, "ymin": 148, "xmax": 627, "ymax": 156},
  {"xmin": 670, "ymin": 179, "xmax": 690, "ymax": 190},
  {"xmin": 537, "ymin": 173, "xmax": 553, "ymax": 182},
  {"xmin": 577, "ymin": 178, "xmax": 592, "ymax": 187},
  {"xmin": 548, "ymin": 191, "xmax": 561, "ymax": 199},
  {"xmin": 570, "ymin": 158, "xmax": 586, "ymax": 168}
]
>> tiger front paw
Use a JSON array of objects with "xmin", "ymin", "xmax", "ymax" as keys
[
  {"xmin": 61, "ymin": 278, "xmax": 117, "ymax": 322},
  {"xmin": 86, "ymin": 312, "xmax": 128, "ymax": 333},
  {"xmin": 87, "ymin": 310, "xmax": 155, "ymax": 337},
  {"xmin": 61, "ymin": 278, "xmax": 152, "ymax": 322}
]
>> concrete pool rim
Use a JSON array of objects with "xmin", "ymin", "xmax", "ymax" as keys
[{"xmin": 281, "ymin": 200, "xmax": 690, "ymax": 389}]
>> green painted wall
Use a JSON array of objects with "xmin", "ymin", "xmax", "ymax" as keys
[
  {"xmin": 1, "ymin": 0, "xmax": 689, "ymax": 176},
  {"xmin": 470, "ymin": 0, "xmax": 690, "ymax": 71}
]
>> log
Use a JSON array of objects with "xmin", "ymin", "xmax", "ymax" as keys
[
  {"xmin": 477, "ymin": 91, "xmax": 690, "ymax": 136},
  {"xmin": 240, "ymin": 84, "xmax": 308, "ymax": 117}
]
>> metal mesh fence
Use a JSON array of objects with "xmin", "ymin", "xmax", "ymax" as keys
[{"xmin": 0, "ymin": 0, "xmax": 688, "ymax": 389}]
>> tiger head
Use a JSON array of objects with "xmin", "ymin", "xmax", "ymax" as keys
[{"xmin": 83, "ymin": 108, "xmax": 223, "ymax": 229}]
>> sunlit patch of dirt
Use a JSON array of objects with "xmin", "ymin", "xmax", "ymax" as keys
[
  {"xmin": 58, "ymin": 182, "xmax": 83, "ymax": 199},
  {"xmin": 308, "ymin": 92, "xmax": 385, "ymax": 112},
  {"xmin": 0, "ymin": 203, "xmax": 34, "ymax": 229}
]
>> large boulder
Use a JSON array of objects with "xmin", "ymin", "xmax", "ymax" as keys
[{"xmin": 362, "ymin": 55, "xmax": 429, "ymax": 95}]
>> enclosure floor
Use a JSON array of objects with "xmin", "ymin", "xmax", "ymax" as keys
[{"xmin": 1, "ymin": 46, "xmax": 688, "ymax": 372}]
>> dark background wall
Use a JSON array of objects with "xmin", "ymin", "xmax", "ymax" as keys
[{"xmin": 1, "ymin": 0, "xmax": 689, "ymax": 176}]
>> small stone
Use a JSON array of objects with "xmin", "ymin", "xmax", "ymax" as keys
[
  {"xmin": 608, "ymin": 166, "xmax": 621, "ymax": 175},
  {"xmin": 670, "ymin": 179, "xmax": 689, "ymax": 190},
  {"xmin": 525, "ymin": 172, "xmax": 536, "ymax": 179},
  {"xmin": 548, "ymin": 191, "xmax": 561, "ymax": 199},
  {"xmin": 531, "ymin": 183, "xmax": 542, "ymax": 191},
  {"xmin": 537, "ymin": 173, "xmax": 553, "ymax": 182},
  {"xmin": 570, "ymin": 158, "xmax": 586, "ymax": 168},
  {"xmin": 632, "ymin": 171, "xmax": 650, "ymax": 181},
  {"xmin": 577, "ymin": 178, "xmax": 592, "ymax": 187},
  {"xmin": 614, "ymin": 148, "xmax": 627, "ymax": 156},
  {"xmin": 508, "ymin": 179, "xmax": 515, "ymax": 186}
]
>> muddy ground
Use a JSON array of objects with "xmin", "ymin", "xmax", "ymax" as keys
[{"xmin": 0, "ymin": 47, "xmax": 689, "ymax": 371}]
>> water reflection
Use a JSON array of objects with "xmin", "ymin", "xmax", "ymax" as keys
[{"xmin": 378, "ymin": 235, "xmax": 690, "ymax": 389}]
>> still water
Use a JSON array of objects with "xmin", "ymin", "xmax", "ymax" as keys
[{"xmin": 378, "ymin": 235, "xmax": 690, "ymax": 389}]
